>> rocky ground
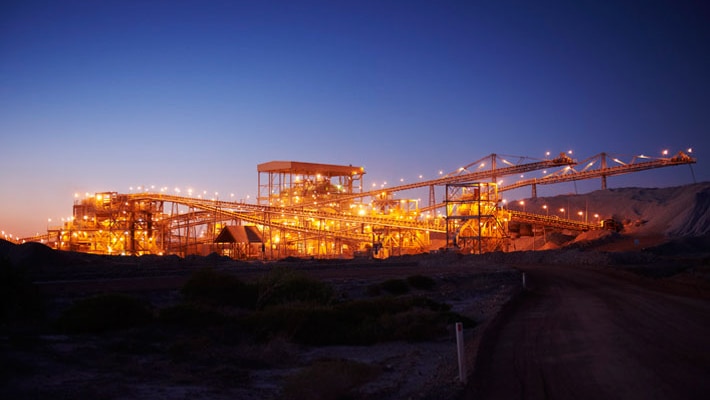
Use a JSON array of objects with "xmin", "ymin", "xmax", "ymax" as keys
[
  {"xmin": 2, "ymin": 182, "xmax": 709, "ymax": 399},
  {"xmin": 2, "ymin": 229, "xmax": 710, "ymax": 399},
  {"xmin": 1, "ymin": 243, "xmax": 523, "ymax": 400}
]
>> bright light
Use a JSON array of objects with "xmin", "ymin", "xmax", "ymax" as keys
[
  {"xmin": 568, "ymin": 150, "xmax": 573, "ymax": 154},
  {"xmin": 688, "ymin": 148, "xmax": 693, "ymax": 153},
  {"xmin": 662, "ymin": 149, "xmax": 669, "ymax": 155}
]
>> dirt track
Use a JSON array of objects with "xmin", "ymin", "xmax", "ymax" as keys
[{"xmin": 467, "ymin": 264, "xmax": 710, "ymax": 400}]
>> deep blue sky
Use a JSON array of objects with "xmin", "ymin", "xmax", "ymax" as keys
[{"xmin": 1, "ymin": 0, "xmax": 708, "ymax": 237}]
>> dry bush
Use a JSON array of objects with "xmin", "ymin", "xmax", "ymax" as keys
[
  {"xmin": 406, "ymin": 274, "xmax": 437, "ymax": 290},
  {"xmin": 244, "ymin": 296, "xmax": 471, "ymax": 346},
  {"xmin": 158, "ymin": 303, "xmax": 231, "ymax": 327},
  {"xmin": 379, "ymin": 278, "xmax": 410, "ymax": 295},
  {"xmin": 256, "ymin": 267, "xmax": 335, "ymax": 308},
  {"xmin": 57, "ymin": 294, "xmax": 152, "ymax": 334},
  {"xmin": 181, "ymin": 267, "xmax": 258, "ymax": 308},
  {"xmin": 282, "ymin": 358, "xmax": 380, "ymax": 400},
  {"xmin": 0, "ymin": 257, "xmax": 45, "ymax": 324}
]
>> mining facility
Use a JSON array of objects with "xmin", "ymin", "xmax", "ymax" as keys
[{"xmin": 17, "ymin": 151, "xmax": 696, "ymax": 259}]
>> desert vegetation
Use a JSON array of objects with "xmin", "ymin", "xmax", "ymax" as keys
[{"xmin": 1, "ymin": 263, "xmax": 480, "ymax": 400}]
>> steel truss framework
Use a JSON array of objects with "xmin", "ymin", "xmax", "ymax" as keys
[
  {"xmin": 445, "ymin": 182, "xmax": 510, "ymax": 254},
  {"xmin": 22, "ymin": 150, "xmax": 696, "ymax": 258}
]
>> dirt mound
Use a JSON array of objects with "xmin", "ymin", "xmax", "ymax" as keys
[
  {"xmin": 644, "ymin": 233, "xmax": 710, "ymax": 256},
  {"xmin": 519, "ymin": 182, "xmax": 710, "ymax": 237},
  {"xmin": 546, "ymin": 232, "xmax": 576, "ymax": 246},
  {"xmin": 671, "ymin": 187, "xmax": 710, "ymax": 237},
  {"xmin": 0, "ymin": 240, "xmax": 60, "ymax": 268}
]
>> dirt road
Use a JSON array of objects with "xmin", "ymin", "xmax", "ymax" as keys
[{"xmin": 467, "ymin": 264, "xmax": 710, "ymax": 400}]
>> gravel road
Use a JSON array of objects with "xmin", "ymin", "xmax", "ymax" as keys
[{"xmin": 467, "ymin": 264, "xmax": 710, "ymax": 400}]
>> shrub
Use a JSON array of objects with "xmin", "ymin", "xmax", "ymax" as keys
[
  {"xmin": 379, "ymin": 278, "xmax": 410, "ymax": 295},
  {"xmin": 244, "ymin": 296, "xmax": 467, "ymax": 345},
  {"xmin": 365, "ymin": 283, "xmax": 382, "ymax": 296},
  {"xmin": 407, "ymin": 274, "xmax": 437, "ymax": 290},
  {"xmin": 57, "ymin": 294, "xmax": 153, "ymax": 333},
  {"xmin": 181, "ymin": 267, "xmax": 258, "ymax": 308},
  {"xmin": 256, "ymin": 268, "xmax": 334, "ymax": 308},
  {"xmin": 282, "ymin": 358, "xmax": 379, "ymax": 400},
  {"xmin": 382, "ymin": 309, "xmax": 447, "ymax": 342},
  {"xmin": 0, "ymin": 257, "xmax": 45, "ymax": 324},
  {"xmin": 158, "ymin": 303, "xmax": 230, "ymax": 327},
  {"xmin": 167, "ymin": 335, "xmax": 214, "ymax": 362},
  {"xmin": 410, "ymin": 296, "xmax": 451, "ymax": 312}
]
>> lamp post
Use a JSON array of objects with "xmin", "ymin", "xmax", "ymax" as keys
[{"xmin": 542, "ymin": 205, "xmax": 548, "ymax": 216}]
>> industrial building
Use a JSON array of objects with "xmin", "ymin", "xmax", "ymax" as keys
[{"xmin": 29, "ymin": 151, "xmax": 694, "ymax": 259}]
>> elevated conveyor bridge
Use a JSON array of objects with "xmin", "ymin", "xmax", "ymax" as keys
[{"xmin": 15, "ymin": 150, "xmax": 695, "ymax": 258}]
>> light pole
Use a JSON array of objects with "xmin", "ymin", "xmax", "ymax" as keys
[{"xmin": 542, "ymin": 205, "xmax": 548, "ymax": 216}]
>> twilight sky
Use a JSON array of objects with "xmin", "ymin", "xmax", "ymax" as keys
[{"xmin": 1, "ymin": 0, "xmax": 708, "ymax": 238}]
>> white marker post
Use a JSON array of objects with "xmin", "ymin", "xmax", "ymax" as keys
[{"xmin": 456, "ymin": 322, "xmax": 466, "ymax": 383}]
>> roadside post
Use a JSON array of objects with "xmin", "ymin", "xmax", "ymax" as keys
[{"xmin": 456, "ymin": 322, "xmax": 466, "ymax": 383}]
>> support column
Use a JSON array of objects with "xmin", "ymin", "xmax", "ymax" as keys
[{"xmin": 600, "ymin": 152, "xmax": 608, "ymax": 190}]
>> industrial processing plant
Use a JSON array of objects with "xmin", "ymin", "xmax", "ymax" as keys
[{"xmin": 14, "ymin": 151, "xmax": 696, "ymax": 260}]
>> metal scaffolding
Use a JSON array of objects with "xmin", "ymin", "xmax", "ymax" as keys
[{"xmin": 20, "ymin": 150, "xmax": 695, "ymax": 259}]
